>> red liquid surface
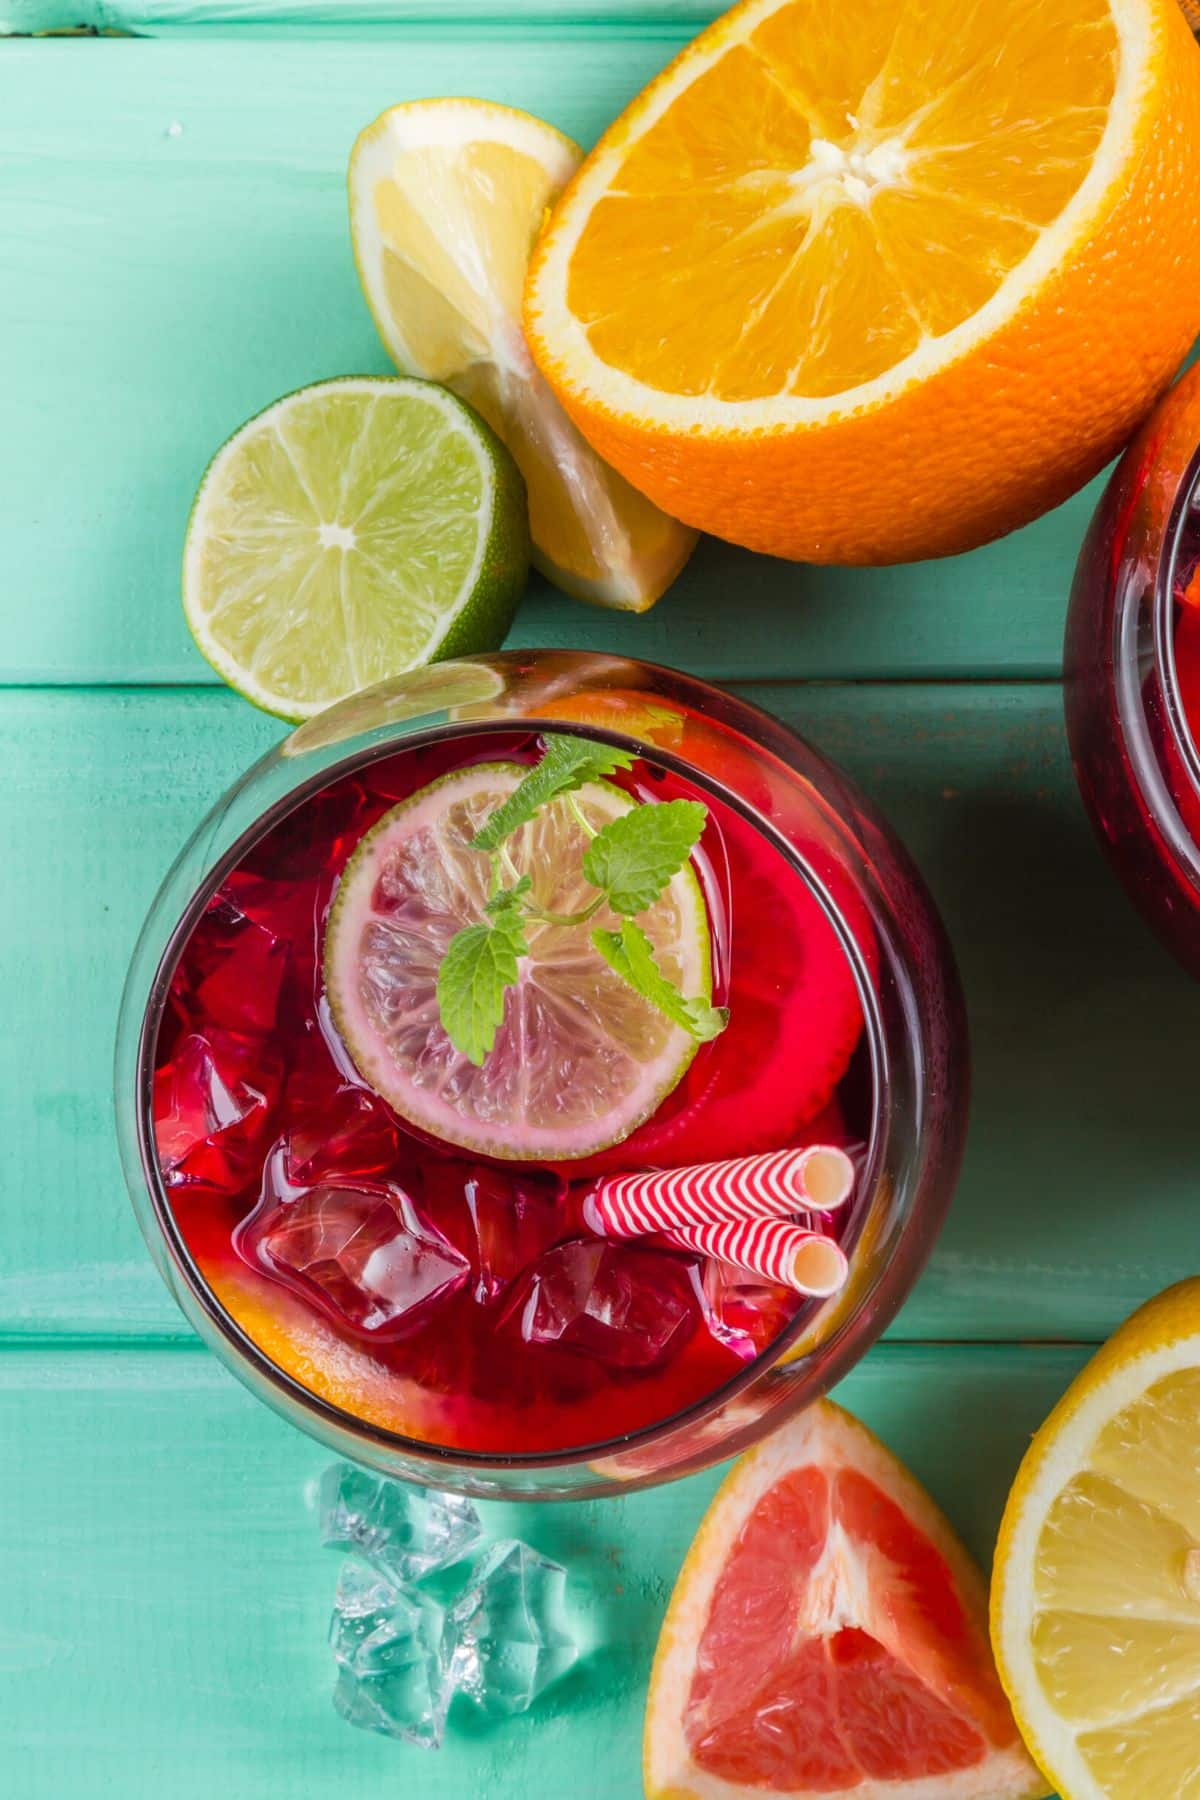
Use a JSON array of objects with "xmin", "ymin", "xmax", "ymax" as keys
[
  {"xmin": 1173, "ymin": 506, "xmax": 1200, "ymax": 768},
  {"xmin": 151, "ymin": 729, "xmax": 872, "ymax": 1453},
  {"xmin": 1156, "ymin": 502, "xmax": 1200, "ymax": 878}
]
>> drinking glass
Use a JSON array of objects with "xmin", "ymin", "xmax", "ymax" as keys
[
  {"xmin": 1065, "ymin": 366, "xmax": 1200, "ymax": 976},
  {"xmin": 116, "ymin": 650, "xmax": 967, "ymax": 1499}
]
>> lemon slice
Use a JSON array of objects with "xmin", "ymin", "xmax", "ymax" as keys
[
  {"xmin": 183, "ymin": 376, "xmax": 528, "ymax": 722},
  {"xmin": 992, "ymin": 1278, "xmax": 1200, "ymax": 1799},
  {"xmin": 323, "ymin": 761, "xmax": 711, "ymax": 1160},
  {"xmin": 348, "ymin": 97, "xmax": 697, "ymax": 611}
]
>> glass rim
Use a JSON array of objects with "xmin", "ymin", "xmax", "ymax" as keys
[
  {"xmin": 132, "ymin": 706, "xmax": 892, "ymax": 1474},
  {"xmin": 1156, "ymin": 440, "xmax": 1200, "ymax": 804}
]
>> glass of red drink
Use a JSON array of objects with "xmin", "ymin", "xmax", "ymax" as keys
[
  {"xmin": 116, "ymin": 651, "xmax": 966, "ymax": 1499},
  {"xmin": 1065, "ymin": 366, "xmax": 1200, "ymax": 976}
]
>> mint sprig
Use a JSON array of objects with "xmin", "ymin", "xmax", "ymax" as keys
[
  {"xmin": 485, "ymin": 875, "xmax": 531, "ymax": 919},
  {"xmin": 436, "ymin": 901, "xmax": 529, "ymax": 1070},
  {"xmin": 592, "ymin": 921, "xmax": 729, "ymax": 1042},
  {"xmin": 469, "ymin": 735, "xmax": 635, "ymax": 852},
  {"xmin": 437, "ymin": 734, "xmax": 728, "ymax": 1066},
  {"xmin": 583, "ymin": 798, "xmax": 706, "ymax": 916}
]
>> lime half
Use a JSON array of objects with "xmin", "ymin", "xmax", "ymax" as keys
[
  {"xmin": 183, "ymin": 376, "xmax": 529, "ymax": 722},
  {"xmin": 324, "ymin": 762, "xmax": 711, "ymax": 1160}
]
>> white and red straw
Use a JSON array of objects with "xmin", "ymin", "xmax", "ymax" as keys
[
  {"xmin": 662, "ymin": 1220, "xmax": 848, "ymax": 1298},
  {"xmin": 583, "ymin": 1143, "xmax": 855, "ymax": 1297},
  {"xmin": 583, "ymin": 1144, "xmax": 854, "ymax": 1236}
]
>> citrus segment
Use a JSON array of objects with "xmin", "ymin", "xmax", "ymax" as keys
[
  {"xmin": 324, "ymin": 761, "xmax": 711, "ymax": 1161},
  {"xmin": 646, "ymin": 1401, "xmax": 1046, "ymax": 1799},
  {"xmin": 183, "ymin": 376, "xmax": 528, "ymax": 721},
  {"xmin": 526, "ymin": 0, "xmax": 1200, "ymax": 562},
  {"xmin": 566, "ymin": 0, "xmax": 1117, "ymax": 403},
  {"xmin": 202, "ymin": 1259, "xmax": 440, "ymax": 1440},
  {"xmin": 992, "ymin": 1278, "xmax": 1200, "ymax": 1800},
  {"xmin": 349, "ymin": 98, "xmax": 697, "ymax": 609}
]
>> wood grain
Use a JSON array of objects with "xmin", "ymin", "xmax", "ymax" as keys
[
  {"xmin": 6, "ymin": 0, "xmax": 724, "ymax": 28},
  {"xmin": 0, "ymin": 692, "xmax": 282, "ymax": 1334},
  {"xmin": 5, "ymin": 683, "xmax": 1195, "ymax": 1344},
  {"xmin": 0, "ymin": 37, "xmax": 1102, "ymax": 686},
  {"xmin": 0, "ymin": 1342, "xmax": 1075, "ymax": 1798}
]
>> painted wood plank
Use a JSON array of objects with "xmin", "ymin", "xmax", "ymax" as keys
[
  {"xmin": 6, "ymin": 0, "xmax": 724, "ymax": 30},
  {"xmin": 0, "ymin": 1341, "xmax": 1076, "ymax": 1798},
  {"xmin": 0, "ymin": 37, "xmax": 1102, "ymax": 686},
  {"xmin": 4, "ymin": 682, "xmax": 1197, "ymax": 1344},
  {"xmin": 0, "ymin": 692, "xmax": 283, "ymax": 1334},
  {"xmin": 791, "ymin": 685, "xmax": 1200, "ymax": 1345}
]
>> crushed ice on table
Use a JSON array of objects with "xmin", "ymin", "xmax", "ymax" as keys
[
  {"xmin": 446, "ymin": 1539, "xmax": 578, "ymax": 1718},
  {"xmin": 501, "ymin": 1238, "xmax": 697, "ymax": 1369},
  {"xmin": 239, "ymin": 1156, "xmax": 470, "ymax": 1338},
  {"xmin": 320, "ymin": 1464, "xmax": 482, "ymax": 1584},
  {"xmin": 330, "ymin": 1559, "xmax": 450, "ymax": 1749},
  {"xmin": 322, "ymin": 1478, "xmax": 582, "ymax": 1744}
]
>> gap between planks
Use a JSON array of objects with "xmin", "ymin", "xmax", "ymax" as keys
[
  {"xmin": 6, "ymin": 6, "xmax": 720, "ymax": 39},
  {"xmin": 0, "ymin": 675, "xmax": 1068, "ymax": 695},
  {"xmin": 0, "ymin": 1334, "xmax": 1103, "ymax": 1355}
]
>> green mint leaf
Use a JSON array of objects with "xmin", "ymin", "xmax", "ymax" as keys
[
  {"xmin": 583, "ymin": 798, "xmax": 707, "ymax": 915},
  {"xmin": 470, "ymin": 734, "xmax": 636, "ymax": 852},
  {"xmin": 591, "ymin": 919, "xmax": 728, "ymax": 1043},
  {"xmin": 436, "ymin": 911, "xmax": 528, "ymax": 1067},
  {"xmin": 485, "ymin": 875, "xmax": 531, "ymax": 923},
  {"xmin": 680, "ymin": 997, "xmax": 729, "ymax": 1043}
]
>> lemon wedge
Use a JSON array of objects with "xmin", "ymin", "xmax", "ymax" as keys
[
  {"xmin": 993, "ymin": 1278, "xmax": 1200, "ymax": 1798},
  {"xmin": 349, "ymin": 97, "xmax": 696, "ymax": 611}
]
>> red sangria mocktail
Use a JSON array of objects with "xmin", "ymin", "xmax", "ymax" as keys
[
  {"xmin": 118, "ymin": 654, "xmax": 966, "ymax": 1498},
  {"xmin": 1065, "ymin": 365, "xmax": 1200, "ymax": 975}
]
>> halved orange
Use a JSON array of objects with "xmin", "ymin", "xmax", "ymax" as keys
[
  {"xmin": 526, "ymin": 0, "xmax": 1200, "ymax": 564},
  {"xmin": 645, "ymin": 1401, "xmax": 1047, "ymax": 1798}
]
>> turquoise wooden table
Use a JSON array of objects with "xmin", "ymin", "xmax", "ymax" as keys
[{"xmin": 3, "ymin": 9, "xmax": 1196, "ymax": 1796}]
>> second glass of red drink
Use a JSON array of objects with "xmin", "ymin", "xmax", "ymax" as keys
[{"xmin": 1065, "ymin": 365, "xmax": 1200, "ymax": 975}]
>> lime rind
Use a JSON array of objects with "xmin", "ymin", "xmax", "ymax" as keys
[{"xmin": 182, "ymin": 375, "xmax": 529, "ymax": 723}]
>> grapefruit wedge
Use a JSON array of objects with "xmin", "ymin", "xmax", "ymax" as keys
[{"xmin": 645, "ymin": 1402, "xmax": 1047, "ymax": 1800}]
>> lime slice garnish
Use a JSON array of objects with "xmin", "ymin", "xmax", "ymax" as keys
[
  {"xmin": 324, "ymin": 762, "xmax": 712, "ymax": 1160},
  {"xmin": 183, "ymin": 375, "xmax": 529, "ymax": 722}
]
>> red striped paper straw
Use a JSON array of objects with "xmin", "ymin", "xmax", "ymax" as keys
[
  {"xmin": 582, "ymin": 1144, "xmax": 854, "ymax": 1240},
  {"xmin": 662, "ymin": 1219, "xmax": 848, "ymax": 1297}
]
